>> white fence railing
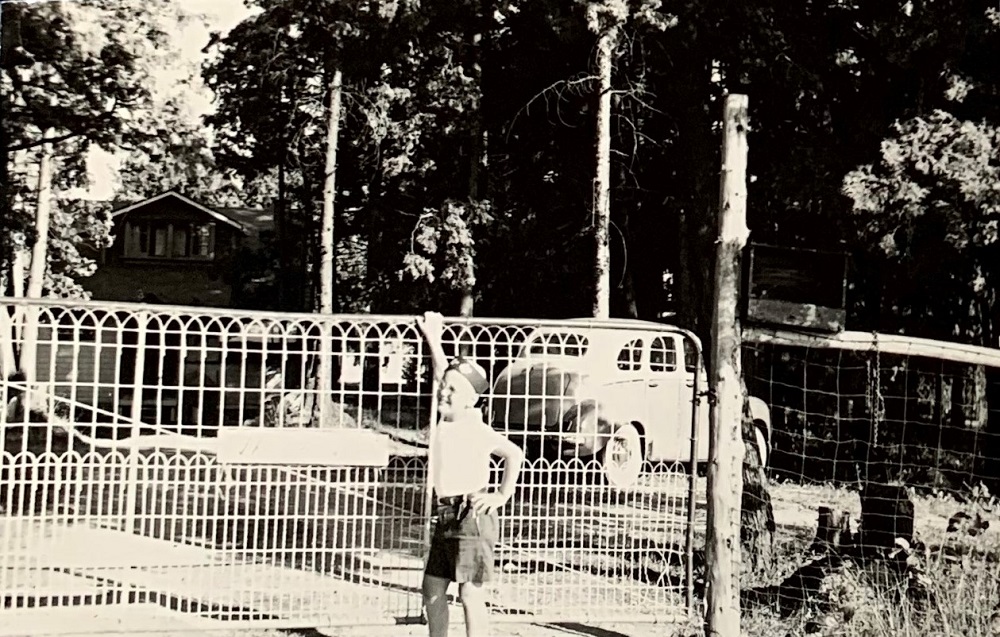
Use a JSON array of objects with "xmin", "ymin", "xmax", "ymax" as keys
[{"xmin": 0, "ymin": 297, "xmax": 704, "ymax": 631}]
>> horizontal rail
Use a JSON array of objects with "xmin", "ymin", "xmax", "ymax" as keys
[
  {"xmin": 0, "ymin": 296, "xmax": 696, "ymax": 337},
  {"xmin": 744, "ymin": 325, "xmax": 1000, "ymax": 368}
]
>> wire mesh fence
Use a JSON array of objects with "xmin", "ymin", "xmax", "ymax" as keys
[
  {"xmin": 0, "ymin": 297, "xmax": 706, "ymax": 631},
  {"xmin": 739, "ymin": 329, "xmax": 1000, "ymax": 636}
]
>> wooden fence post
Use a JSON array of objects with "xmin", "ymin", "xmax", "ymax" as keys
[{"xmin": 705, "ymin": 93, "xmax": 750, "ymax": 637}]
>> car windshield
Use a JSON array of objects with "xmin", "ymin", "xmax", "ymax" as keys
[{"xmin": 524, "ymin": 331, "xmax": 589, "ymax": 357}]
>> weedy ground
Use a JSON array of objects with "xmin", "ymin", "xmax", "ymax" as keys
[{"xmin": 738, "ymin": 482, "xmax": 1000, "ymax": 637}]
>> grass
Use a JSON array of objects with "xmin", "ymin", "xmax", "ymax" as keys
[{"xmin": 739, "ymin": 482, "xmax": 1000, "ymax": 637}]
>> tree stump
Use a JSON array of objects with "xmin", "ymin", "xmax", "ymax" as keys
[
  {"xmin": 859, "ymin": 482, "xmax": 914, "ymax": 553},
  {"xmin": 809, "ymin": 506, "xmax": 856, "ymax": 553},
  {"xmin": 741, "ymin": 383, "xmax": 775, "ymax": 574}
]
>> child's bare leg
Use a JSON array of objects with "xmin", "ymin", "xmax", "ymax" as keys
[
  {"xmin": 423, "ymin": 574, "xmax": 451, "ymax": 637},
  {"xmin": 458, "ymin": 581, "xmax": 489, "ymax": 637}
]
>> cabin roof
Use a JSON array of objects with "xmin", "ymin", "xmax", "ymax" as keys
[{"xmin": 109, "ymin": 190, "xmax": 274, "ymax": 234}]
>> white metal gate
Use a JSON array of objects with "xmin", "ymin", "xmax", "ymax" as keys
[{"xmin": 0, "ymin": 298, "xmax": 703, "ymax": 631}]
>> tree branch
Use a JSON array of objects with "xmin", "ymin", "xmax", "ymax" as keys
[{"xmin": 7, "ymin": 131, "xmax": 82, "ymax": 154}]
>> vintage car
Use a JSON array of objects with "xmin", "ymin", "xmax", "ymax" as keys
[{"xmin": 487, "ymin": 318, "xmax": 771, "ymax": 488}]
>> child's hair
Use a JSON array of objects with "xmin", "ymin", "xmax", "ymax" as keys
[{"xmin": 445, "ymin": 357, "xmax": 490, "ymax": 395}]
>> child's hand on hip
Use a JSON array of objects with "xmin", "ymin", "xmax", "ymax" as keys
[{"xmin": 469, "ymin": 491, "xmax": 508, "ymax": 514}]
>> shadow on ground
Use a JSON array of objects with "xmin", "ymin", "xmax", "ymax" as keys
[{"xmin": 3, "ymin": 445, "xmax": 702, "ymax": 628}]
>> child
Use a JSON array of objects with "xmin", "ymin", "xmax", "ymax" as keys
[{"xmin": 416, "ymin": 311, "xmax": 524, "ymax": 637}]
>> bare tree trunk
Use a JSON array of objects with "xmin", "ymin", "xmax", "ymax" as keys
[
  {"xmin": 455, "ymin": 11, "xmax": 488, "ymax": 359},
  {"xmin": 620, "ymin": 209, "xmax": 639, "ymax": 318},
  {"xmin": 0, "ymin": 123, "xmax": 20, "ymax": 381},
  {"xmin": 592, "ymin": 26, "xmax": 617, "ymax": 320},
  {"xmin": 460, "ymin": 13, "xmax": 487, "ymax": 320},
  {"xmin": 314, "ymin": 67, "xmax": 343, "ymax": 428},
  {"xmin": 19, "ymin": 134, "xmax": 54, "ymax": 386},
  {"xmin": 1, "ymin": 248, "xmax": 26, "ymax": 378},
  {"xmin": 319, "ymin": 69, "xmax": 342, "ymax": 315},
  {"xmin": 674, "ymin": 58, "xmax": 717, "ymax": 351},
  {"xmin": 4, "ymin": 148, "xmax": 31, "ymax": 372},
  {"xmin": 11, "ymin": 250, "xmax": 26, "ymax": 299},
  {"xmin": 275, "ymin": 159, "xmax": 287, "ymax": 310},
  {"xmin": 742, "ymin": 379, "xmax": 775, "ymax": 573}
]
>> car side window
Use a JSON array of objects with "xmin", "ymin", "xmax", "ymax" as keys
[
  {"xmin": 683, "ymin": 337, "xmax": 699, "ymax": 373},
  {"xmin": 527, "ymin": 332, "xmax": 589, "ymax": 357},
  {"xmin": 617, "ymin": 338, "xmax": 644, "ymax": 371},
  {"xmin": 650, "ymin": 336, "xmax": 677, "ymax": 372}
]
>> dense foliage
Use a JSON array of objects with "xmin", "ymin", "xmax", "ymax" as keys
[
  {"xmin": 1, "ymin": 0, "xmax": 189, "ymax": 298},
  {"xmin": 4, "ymin": 0, "xmax": 1000, "ymax": 342}
]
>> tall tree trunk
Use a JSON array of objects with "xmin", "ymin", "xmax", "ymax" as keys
[
  {"xmin": 11, "ymin": 250, "xmax": 27, "ymax": 299},
  {"xmin": 5, "ymin": 154, "xmax": 30, "ymax": 300},
  {"xmin": 25, "ymin": 140, "xmax": 53, "ymax": 297},
  {"xmin": 275, "ymin": 158, "xmax": 287, "ymax": 310},
  {"xmin": 319, "ymin": 68, "xmax": 341, "ymax": 315},
  {"xmin": 19, "ymin": 134, "xmax": 54, "ymax": 386},
  {"xmin": 592, "ymin": 26, "xmax": 617, "ymax": 320},
  {"xmin": 364, "ymin": 168, "xmax": 386, "ymax": 313},
  {"xmin": 460, "ymin": 6, "xmax": 488, "ymax": 320},
  {"xmin": 5, "ymin": 149, "xmax": 30, "ymax": 365},
  {"xmin": 741, "ymin": 379, "xmax": 775, "ymax": 573},
  {"xmin": 674, "ymin": 58, "xmax": 718, "ymax": 353},
  {"xmin": 0, "ymin": 4, "xmax": 15, "ymax": 392},
  {"xmin": 619, "ymin": 207, "xmax": 639, "ymax": 318},
  {"xmin": 275, "ymin": 74, "xmax": 290, "ymax": 311},
  {"xmin": 314, "ymin": 67, "xmax": 343, "ymax": 428},
  {"xmin": 6, "ymin": 247, "xmax": 28, "ymax": 371},
  {"xmin": 0, "ymin": 124, "xmax": 18, "ymax": 378}
]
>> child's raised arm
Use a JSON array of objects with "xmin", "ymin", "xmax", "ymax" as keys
[{"xmin": 415, "ymin": 311, "xmax": 449, "ymax": 381}]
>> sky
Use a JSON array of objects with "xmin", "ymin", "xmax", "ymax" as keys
[{"xmin": 77, "ymin": 0, "xmax": 256, "ymax": 201}]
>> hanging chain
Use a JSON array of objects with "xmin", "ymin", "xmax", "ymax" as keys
[
  {"xmin": 860, "ymin": 330, "xmax": 885, "ymax": 487},
  {"xmin": 867, "ymin": 330, "xmax": 885, "ymax": 448}
]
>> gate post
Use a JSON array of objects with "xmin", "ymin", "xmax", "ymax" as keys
[
  {"xmin": 420, "ymin": 319, "xmax": 443, "ymax": 554},
  {"xmin": 122, "ymin": 311, "xmax": 149, "ymax": 534},
  {"xmin": 705, "ymin": 93, "xmax": 750, "ymax": 637},
  {"xmin": 683, "ymin": 331, "xmax": 703, "ymax": 612}
]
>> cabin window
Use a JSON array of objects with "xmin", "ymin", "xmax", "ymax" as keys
[{"xmin": 125, "ymin": 221, "xmax": 215, "ymax": 260}]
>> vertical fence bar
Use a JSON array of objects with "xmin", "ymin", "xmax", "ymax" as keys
[
  {"xmin": 421, "ymin": 318, "xmax": 442, "ymax": 559},
  {"xmin": 684, "ymin": 332, "xmax": 702, "ymax": 612},
  {"xmin": 122, "ymin": 311, "xmax": 149, "ymax": 534},
  {"xmin": 0, "ymin": 299, "xmax": 16, "ymax": 380},
  {"xmin": 19, "ymin": 303, "xmax": 41, "ymax": 420},
  {"xmin": 317, "ymin": 315, "xmax": 335, "ymax": 428}
]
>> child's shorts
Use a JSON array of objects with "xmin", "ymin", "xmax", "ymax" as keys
[{"xmin": 424, "ymin": 495, "xmax": 499, "ymax": 585}]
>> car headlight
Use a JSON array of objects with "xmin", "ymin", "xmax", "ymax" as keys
[{"xmin": 563, "ymin": 405, "xmax": 599, "ymax": 438}]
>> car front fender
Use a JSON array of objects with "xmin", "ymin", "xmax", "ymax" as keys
[
  {"xmin": 560, "ymin": 400, "xmax": 617, "ymax": 457},
  {"xmin": 747, "ymin": 396, "xmax": 771, "ymax": 441}
]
